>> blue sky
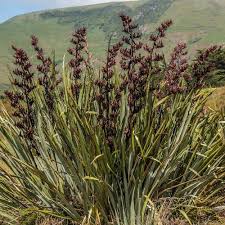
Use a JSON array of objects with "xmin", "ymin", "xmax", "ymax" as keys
[{"xmin": 0, "ymin": 0, "xmax": 131, "ymax": 23}]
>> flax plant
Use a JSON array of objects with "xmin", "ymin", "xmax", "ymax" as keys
[{"xmin": 0, "ymin": 15, "xmax": 225, "ymax": 225}]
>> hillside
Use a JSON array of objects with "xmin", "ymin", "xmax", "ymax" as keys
[{"xmin": 0, "ymin": 0, "xmax": 225, "ymax": 90}]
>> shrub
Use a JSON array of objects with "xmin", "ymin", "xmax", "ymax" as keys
[{"xmin": 0, "ymin": 15, "xmax": 225, "ymax": 225}]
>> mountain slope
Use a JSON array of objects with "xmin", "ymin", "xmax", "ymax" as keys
[
  {"xmin": 0, "ymin": 0, "xmax": 225, "ymax": 88},
  {"xmin": 159, "ymin": 0, "xmax": 225, "ymax": 49}
]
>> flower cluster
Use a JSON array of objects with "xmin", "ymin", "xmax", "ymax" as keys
[
  {"xmin": 95, "ymin": 40, "xmax": 123, "ymax": 148},
  {"xmin": 141, "ymin": 20, "xmax": 174, "ymax": 97},
  {"xmin": 119, "ymin": 14, "xmax": 147, "ymax": 138},
  {"xmin": 190, "ymin": 45, "xmax": 221, "ymax": 88},
  {"xmin": 5, "ymin": 45, "xmax": 36, "ymax": 149},
  {"xmin": 144, "ymin": 20, "xmax": 173, "ymax": 64},
  {"xmin": 68, "ymin": 27, "xmax": 88, "ymax": 99},
  {"xmin": 31, "ymin": 35, "xmax": 61, "ymax": 110},
  {"xmin": 164, "ymin": 42, "xmax": 189, "ymax": 95},
  {"xmin": 119, "ymin": 14, "xmax": 143, "ymax": 73},
  {"xmin": 31, "ymin": 35, "xmax": 52, "ymax": 75}
]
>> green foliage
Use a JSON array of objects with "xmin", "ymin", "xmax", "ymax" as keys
[{"xmin": 2, "ymin": 71, "xmax": 224, "ymax": 225}]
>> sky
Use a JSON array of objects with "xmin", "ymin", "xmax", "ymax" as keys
[{"xmin": 0, "ymin": 0, "xmax": 132, "ymax": 23}]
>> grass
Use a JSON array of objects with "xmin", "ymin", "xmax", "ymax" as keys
[
  {"xmin": 206, "ymin": 87, "xmax": 225, "ymax": 111},
  {"xmin": 152, "ymin": 0, "xmax": 225, "ymax": 58}
]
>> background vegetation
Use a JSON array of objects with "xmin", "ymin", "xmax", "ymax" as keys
[{"xmin": 0, "ymin": 0, "xmax": 225, "ymax": 89}]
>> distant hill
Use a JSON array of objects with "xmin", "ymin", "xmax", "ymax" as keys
[{"xmin": 0, "ymin": 0, "xmax": 225, "ymax": 89}]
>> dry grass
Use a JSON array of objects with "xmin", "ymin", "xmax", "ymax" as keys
[
  {"xmin": 206, "ymin": 86, "xmax": 225, "ymax": 111},
  {"xmin": 36, "ymin": 217, "xmax": 64, "ymax": 225},
  {"xmin": 35, "ymin": 217, "xmax": 225, "ymax": 225},
  {"xmin": 0, "ymin": 99, "xmax": 12, "ymax": 122},
  {"xmin": 0, "ymin": 100, "xmax": 13, "ymax": 174}
]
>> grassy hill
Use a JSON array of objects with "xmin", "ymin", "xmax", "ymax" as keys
[{"xmin": 0, "ymin": 0, "xmax": 225, "ymax": 90}]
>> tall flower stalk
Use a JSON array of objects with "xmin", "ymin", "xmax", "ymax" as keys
[
  {"xmin": 5, "ymin": 45, "xmax": 36, "ymax": 150},
  {"xmin": 144, "ymin": 19, "xmax": 173, "ymax": 96},
  {"xmin": 164, "ymin": 42, "xmax": 189, "ymax": 95},
  {"xmin": 95, "ymin": 38, "xmax": 123, "ymax": 148},
  {"xmin": 68, "ymin": 27, "xmax": 88, "ymax": 99},
  {"xmin": 144, "ymin": 19, "xmax": 173, "ymax": 65},
  {"xmin": 31, "ymin": 35, "xmax": 61, "ymax": 110},
  {"xmin": 119, "ymin": 14, "xmax": 145, "ymax": 139}
]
